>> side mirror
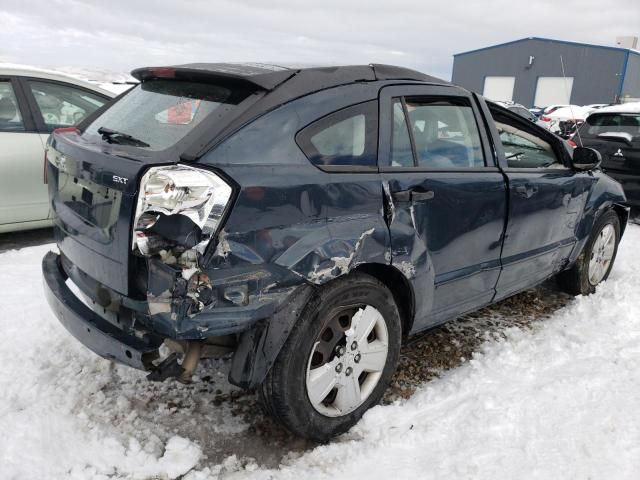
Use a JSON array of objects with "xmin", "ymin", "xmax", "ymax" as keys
[{"xmin": 572, "ymin": 146, "xmax": 602, "ymax": 171}]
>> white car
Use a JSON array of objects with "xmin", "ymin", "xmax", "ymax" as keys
[
  {"xmin": 0, "ymin": 65, "xmax": 114, "ymax": 233},
  {"xmin": 493, "ymin": 100, "xmax": 550, "ymax": 129},
  {"xmin": 543, "ymin": 105, "xmax": 597, "ymax": 134}
]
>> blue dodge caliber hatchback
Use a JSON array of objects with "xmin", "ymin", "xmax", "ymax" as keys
[{"xmin": 43, "ymin": 63, "xmax": 628, "ymax": 440}]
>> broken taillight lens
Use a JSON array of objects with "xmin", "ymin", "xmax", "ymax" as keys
[{"xmin": 133, "ymin": 165, "xmax": 232, "ymax": 256}]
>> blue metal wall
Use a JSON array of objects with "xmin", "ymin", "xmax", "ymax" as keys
[
  {"xmin": 621, "ymin": 52, "xmax": 640, "ymax": 101},
  {"xmin": 452, "ymin": 38, "xmax": 632, "ymax": 107}
]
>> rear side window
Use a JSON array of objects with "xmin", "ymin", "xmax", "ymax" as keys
[
  {"xmin": 296, "ymin": 101, "xmax": 378, "ymax": 168},
  {"xmin": 28, "ymin": 80, "xmax": 107, "ymax": 130},
  {"xmin": 0, "ymin": 81, "xmax": 24, "ymax": 131},
  {"xmin": 84, "ymin": 79, "xmax": 251, "ymax": 151},
  {"xmin": 581, "ymin": 113, "xmax": 640, "ymax": 140}
]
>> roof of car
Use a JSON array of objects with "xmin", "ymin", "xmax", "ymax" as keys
[
  {"xmin": 0, "ymin": 63, "xmax": 116, "ymax": 97},
  {"xmin": 590, "ymin": 102, "xmax": 640, "ymax": 115},
  {"xmin": 131, "ymin": 63, "xmax": 448, "ymax": 92},
  {"xmin": 129, "ymin": 62, "xmax": 453, "ymax": 162}
]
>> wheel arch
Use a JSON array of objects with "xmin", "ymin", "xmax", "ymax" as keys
[
  {"xmin": 612, "ymin": 202, "xmax": 630, "ymax": 237},
  {"xmin": 355, "ymin": 263, "xmax": 416, "ymax": 338}
]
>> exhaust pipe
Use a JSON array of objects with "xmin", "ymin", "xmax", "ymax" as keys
[{"xmin": 178, "ymin": 341, "xmax": 203, "ymax": 383}]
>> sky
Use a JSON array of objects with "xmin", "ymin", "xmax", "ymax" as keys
[{"xmin": 1, "ymin": 0, "xmax": 639, "ymax": 80}]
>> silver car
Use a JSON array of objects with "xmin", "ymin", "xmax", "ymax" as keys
[{"xmin": 0, "ymin": 65, "xmax": 114, "ymax": 233}]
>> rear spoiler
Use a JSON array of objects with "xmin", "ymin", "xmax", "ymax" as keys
[{"xmin": 131, "ymin": 63, "xmax": 297, "ymax": 91}]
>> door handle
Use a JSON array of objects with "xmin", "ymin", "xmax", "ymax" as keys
[
  {"xmin": 391, "ymin": 190, "xmax": 412, "ymax": 202},
  {"xmin": 391, "ymin": 189, "xmax": 435, "ymax": 202},
  {"xmin": 411, "ymin": 190, "xmax": 435, "ymax": 201}
]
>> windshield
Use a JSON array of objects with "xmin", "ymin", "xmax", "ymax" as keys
[
  {"xmin": 580, "ymin": 113, "xmax": 640, "ymax": 140},
  {"xmin": 84, "ymin": 79, "xmax": 250, "ymax": 151}
]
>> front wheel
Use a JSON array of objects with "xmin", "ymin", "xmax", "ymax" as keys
[
  {"xmin": 259, "ymin": 272, "xmax": 402, "ymax": 441},
  {"xmin": 557, "ymin": 209, "xmax": 620, "ymax": 295}
]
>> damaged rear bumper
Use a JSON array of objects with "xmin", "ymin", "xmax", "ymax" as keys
[
  {"xmin": 42, "ymin": 251, "xmax": 162, "ymax": 370},
  {"xmin": 43, "ymin": 250, "xmax": 314, "ymax": 387}
]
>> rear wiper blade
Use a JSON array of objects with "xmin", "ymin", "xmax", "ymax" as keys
[{"xmin": 97, "ymin": 126, "xmax": 150, "ymax": 147}]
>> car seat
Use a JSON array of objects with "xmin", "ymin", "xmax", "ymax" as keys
[{"xmin": 410, "ymin": 108, "xmax": 468, "ymax": 168}]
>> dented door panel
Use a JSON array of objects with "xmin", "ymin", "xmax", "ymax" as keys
[
  {"xmin": 382, "ymin": 172, "xmax": 507, "ymax": 332},
  {"xmin": 378, "ymin": 85, "xmax": 508, "ymax": 333}
]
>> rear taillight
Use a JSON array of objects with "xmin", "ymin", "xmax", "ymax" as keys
[
  {"xmin": 133, "ymin": 165, "xmax": 232, "ymax": 258},
  {"xmin": 541, "ymin": 116, "xmax": 551, "ymax": 122},
  {"xmin": 567, "ymin": 139, "xmax": 577, "ymax": 148}
]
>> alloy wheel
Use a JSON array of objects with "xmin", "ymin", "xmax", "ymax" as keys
[
  {"xmin": 305, "ymin": 305, "xmax": 389, "ymax": 417},
  {"xmin": 588, "ymin": 223, "xmax": 616, "ymax": 286}
]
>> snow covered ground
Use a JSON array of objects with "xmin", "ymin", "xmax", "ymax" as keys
[{"xmin": 1, "ymin": 225, "xmax": 639, "ymax": 479}]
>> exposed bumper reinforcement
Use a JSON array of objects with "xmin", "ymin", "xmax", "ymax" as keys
[{"xmin": 42, "ymin": 251, "xmax": 161, "ymax": 370}]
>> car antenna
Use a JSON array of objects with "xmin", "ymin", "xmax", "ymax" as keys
[{"xmin": 560, "ymin": 55, "xmax": 584, "ymax": 147}]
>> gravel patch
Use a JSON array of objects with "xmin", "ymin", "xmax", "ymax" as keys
[{"xmin": 126, "ymin": 280, "xmax": 573, "ymax": 468}]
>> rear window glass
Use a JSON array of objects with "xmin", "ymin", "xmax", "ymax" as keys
[
  {"xmin": 581, "ymin": 113, "xmax": 640, "ymax": 140},
  {"xmin": 84, "ymin": 79, "xmax": 250, "ymax": 151},
  {"xmin": 296, "ymin": 101, "xmax": 378, "ymax": 167}
]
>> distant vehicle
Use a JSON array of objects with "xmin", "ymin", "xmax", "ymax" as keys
[
  {"xmin": 42, "ymin": 62, "xmax": 628, "ymax": 441},
  {"xmin": 538, "ymin": 104, "xmax": 572, "ymax": 127},
  {"xmin": 541, "ymin": 105, "xmax": 597, "ymax": 135},
  {"xmin": 543, "ymin": 104, "xmax": 572, "ymax": 115},
  {"xmin": 0, "ymin": 65, "xmax": 114, "ymax": 233},
  {"xmin": 494, "ymin": 101, "xmax": 549, "ymax": 129},
  {"xmin": 529, "ymin": 107, "xmax": 544, "ymax": 118},
  {"xmin": 575, "ymin": 103, "xmax": 640, "ymax": 206},
  {"xmin": 584, "ymin": 103, "xmax": 609, "ymax": 110}
]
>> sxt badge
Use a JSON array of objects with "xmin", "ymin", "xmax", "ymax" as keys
[{"xmin": 113, "ymin": 175, "xmax": 128, "ymax": 185}]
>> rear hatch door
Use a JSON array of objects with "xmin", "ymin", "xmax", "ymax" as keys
[
  {"xmin": 47, "ymin": 74, "xmax": 262, "ymax": 295},
  {"xmin": 48, "ymin": 134, "xmax": 147, "ymax": 295}
]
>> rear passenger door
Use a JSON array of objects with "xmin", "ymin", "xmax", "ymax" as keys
[
  {"xmin": 0, "ymin": 77, "xmax": 48, "ymax": 227},
  {"xmin": 485, "ymin": 104, "xmax": 592, "ymax": 300},
  {"xmin": 379, "ymin": 85, "xmax": 508, "ymax": 331}
]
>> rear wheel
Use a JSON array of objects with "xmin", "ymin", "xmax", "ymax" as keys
[
  {"xmin": 557, "ymin": 210, "xmax": 620, "ymax": 295},
  {"xmin": 259, "ymin": 272, "xmax": 402, "ymax": 441}
]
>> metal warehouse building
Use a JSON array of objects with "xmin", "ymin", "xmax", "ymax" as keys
[{"xmin": 451, "ymin": 37, "xmax": 640, "ymax": 107}]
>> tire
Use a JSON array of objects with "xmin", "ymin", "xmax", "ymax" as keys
[
  {"xmin": 259, "ymin": 272, "xmax": 402, "ymax": 441},
  {"xmin": 557, "ymin": 209, "xmax": 620, "ymax": 296}
]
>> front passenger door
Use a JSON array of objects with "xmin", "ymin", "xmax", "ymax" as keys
[{"xmin": 487, "ymin": 105, "xmax": 593, "ymax": 300}]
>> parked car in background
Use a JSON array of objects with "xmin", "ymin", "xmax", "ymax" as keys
[
  {"xmin": 574, "ymin": 103, "xmax": 640, "ymax": 206},
  {"xmin": 584, "ymin": 103, "xmax": 609, "ymax": 110},
  {"xmin": 494, "ymin": 100, "xmax": 549, "ymax": 129},
  {"xmin": 529, "ymin": 106, "xmax": 544, "ymax": 118},
  {"xmin": 0, "ymin": 65, "xmax": 114, "ymax": 233},
  {"xmin": 540, "ymin": 105, "xmax": 596, "ymax": 135},
  {"xmin": 542, "ymin": 104, "xmax": 571, "ymax": 116},
  {"xmin": 42, "ymin": 63, "xmax": 628, "ymax": 441}
]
